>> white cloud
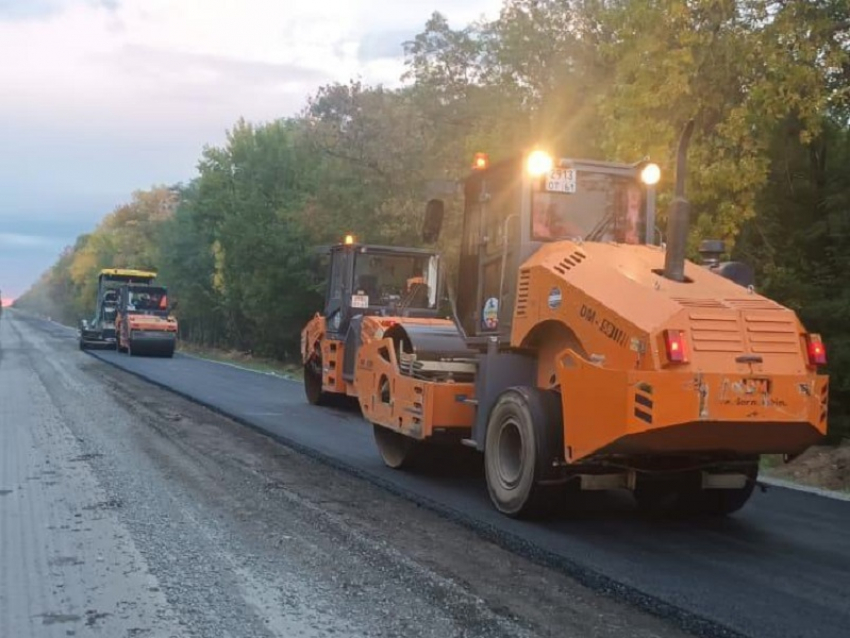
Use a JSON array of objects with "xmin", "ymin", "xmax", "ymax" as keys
[
  {"xmin": 1, "ymin": 0, "xmax": 501, "ymax": 128},
  {"xmin": 0, "ymin": 232, "xmax": 64, "ymax": 247},
  {"xmin": 0, "ymin": 0, "xmax": 502, "ymax": 295}
]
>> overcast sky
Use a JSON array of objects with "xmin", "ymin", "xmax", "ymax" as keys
[{"xmin": 0, "ymin": 0, "xmax": 500, "ymax": 301}]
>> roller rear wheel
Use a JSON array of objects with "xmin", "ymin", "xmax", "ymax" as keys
[
  {"xmin": 373, "ymin": 425, "xmax": 418, "ymax": 469},
  {"xmin": 634, "ymin": 462, "xmax": 759, "ymax": 517},
  {"xmin": 304, "ymin": 351, "xmax": 331, "ymax": 406},
  {"xmin": 484, "ymin": 387, "xmax": 565, "ymax": 518}
]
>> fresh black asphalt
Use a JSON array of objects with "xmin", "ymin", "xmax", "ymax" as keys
[{"xmin": 36, "ymin": 317, "xmax": 849, "ymax": 638}]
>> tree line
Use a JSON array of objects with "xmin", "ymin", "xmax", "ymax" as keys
[{"xmin": 15, "ymin": 0, "xmax": 850, "ymax": 437}]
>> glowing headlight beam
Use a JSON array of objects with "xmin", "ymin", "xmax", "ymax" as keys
[
  {"xmin": 526, "ymin": 150, "xmax": 554, "ymax": 176},
  {"xmin": 640, "ymin": 163, "xmax": 661, "ymax": 186}
]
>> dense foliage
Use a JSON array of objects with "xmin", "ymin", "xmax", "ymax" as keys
[{"xmin": 15, "ymin": 0, "xmax": 850, "ymax": 436}]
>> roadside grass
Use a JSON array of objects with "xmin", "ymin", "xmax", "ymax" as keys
[
  {"xmin": 177, "ymin": 342, "xmax": 303, "ymax": 380},
  {"xmin": 760, "ymin": 454, "xmax": 784, "ymax": 470}
]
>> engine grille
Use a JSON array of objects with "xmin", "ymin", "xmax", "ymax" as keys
[
  {"xmin": 688, "ymin": 312, "xmax": 744, "ymax": 353},
  {"xmin": 515, "ymin": 269, "xmax": 531, "ymax": 317}
]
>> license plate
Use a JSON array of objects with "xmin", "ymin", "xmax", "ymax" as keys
[
  {"xmin": 351, "ymin": 294, "xmax": 369, "ymax": 309},
  {"xmin": 742, "ymin": 377, "xmax": 771, "ymax": 394},
  {"xmin": 546, "ymin": 168, "xmax": 577, "ymax": 194}
]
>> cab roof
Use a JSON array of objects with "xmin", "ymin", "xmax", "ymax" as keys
[
  {"xmin": 99, "ymin": 268, "xmax": 157, "ymax": 279},
  {"xmin": 326, "ymin": 243, "xmax": 438, "ymax": 257}
]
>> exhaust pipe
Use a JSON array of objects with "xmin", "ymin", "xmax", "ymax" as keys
[{"xmin": 663, "ymin": 120, "xmax": 695, "ymax": 282}]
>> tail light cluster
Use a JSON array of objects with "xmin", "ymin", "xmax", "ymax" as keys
[
  {"xmin": 805, "ymin": 334, "xmax": 827, "ymax": 367},
  {"xmin": 659, "ymin": 330, "xmax": 828, "ymax": 369},
  {"xmin": 663, "ymin": 329, "xmax": 688, "ymax": 364}
]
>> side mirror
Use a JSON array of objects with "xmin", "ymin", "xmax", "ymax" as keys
[
  {"xmin": 698, "ymin": 239, "xmax": 726, "ymax": 266},
  {"xmin": 422, "ymin": 199, "xmax": 444, "ymax": 244}
]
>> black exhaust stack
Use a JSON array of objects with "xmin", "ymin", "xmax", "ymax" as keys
[{"xmin": 663, "ymin": 120, "xmax": 695, "ymax": 282}]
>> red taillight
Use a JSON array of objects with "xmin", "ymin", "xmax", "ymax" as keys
[
  {"xmin": 806, "ymin": 334, "xmax": 827, "ymax": 366},
  {"xmin": 664, "ymin": 329, "xmax": 687, "ymax": 364}
]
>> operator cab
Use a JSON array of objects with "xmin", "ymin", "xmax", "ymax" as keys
[
  {"xmin": 119, "ymin": 285, "xmax": 170, "ymax": 316},
  {"xmin": 322, "ymin": 238, "xmax": 441, "ymax": 339},
  {"xmin": 453, "ymin": 152, "xmax": 660, "ymax": 341},
  {"xmin": 101, "ymin": 289, "xmax": 119, "ymax": 323}
]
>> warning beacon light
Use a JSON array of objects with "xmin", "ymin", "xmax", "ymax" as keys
[
  {"xmin": 472, "ymin": 152, "xmax": 489, "ymax": 170},
  {"xmin": 526, "ymin": 150, "xmax": 553, "ymax": 176},
  {"xmin": 640, "ymin": 162, "xmax": 661, "ymax": 185},
  {"xmin": 344, "ymin": 234, "xmax": 355, "ymax": 246}
]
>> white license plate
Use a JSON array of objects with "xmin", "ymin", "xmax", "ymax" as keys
[
  {"xmin": 351, "ymin": 294, "xmax": 369, "ymax": 308},
  {"xmin": 546, "ymin": 168, "xmax": 576, "ymax": 193}
]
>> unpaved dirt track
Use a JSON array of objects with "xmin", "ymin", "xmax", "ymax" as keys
[
  {"xmin": 1, "ymin": 312, "xmax": 689, "ymax": 638},
  {"xmin": 57, "ymin": 311, "xmax": 850, "ymax": 638}
]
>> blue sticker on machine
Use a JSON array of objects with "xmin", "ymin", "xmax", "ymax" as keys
[
  {"xmin": 482, "ymin": 297, "xmax": 499, "ymax": 329},
  {"xmin": 548, "ymin": 287, "xmax": 562, "ymax": 309}
]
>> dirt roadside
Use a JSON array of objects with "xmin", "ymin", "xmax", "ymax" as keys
[{"xmin": 762, "ymin": 444, "xmax": 850, "ymax": 493}]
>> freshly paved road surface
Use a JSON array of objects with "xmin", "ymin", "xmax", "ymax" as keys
[
  {"xmin": 8, "ymin": 312, "xmax": 850, "ymax": 638},
  {"xmin": 2, "ymin": 311, "xmax": 687, "ymax": 638}
]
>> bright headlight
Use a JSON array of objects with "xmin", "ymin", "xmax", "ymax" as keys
[
  {"xmin": 640, "ymin": 163, "xmax": 661, "ymax": 185},
  {"xmin": 527, "ymin": 150, "xmax": 553, "ymax": 176}
]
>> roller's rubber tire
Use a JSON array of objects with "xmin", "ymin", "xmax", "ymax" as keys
[
  {"xmin": 484, "ymin": 387, "xmax": 565, "ymax": 519},
  {"xmin": 304, "ymin": 355, "xmax": 332, "ymax": 406},
  {"xmin": 682, "ymin": 463, "xmax": 759, "ymax": 516},
  {"xmin": 373, "ymin": 424, "xmax": 419, "ymax": 469},
  {"xmin": 634, "ymin": 462, "xmax": 759, "ymax": 518},
  {"xmin": 633, "ymin": 480, "xmax": 681, "ymax": 516}
]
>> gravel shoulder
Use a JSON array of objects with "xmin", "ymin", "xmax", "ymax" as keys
[{"xmin": 1, "ymin": 312, "xmax": 688, "ymax": 638}]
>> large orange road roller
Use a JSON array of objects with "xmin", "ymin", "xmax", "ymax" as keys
[{"xmin": 302, "ymin": 123, "xmax": 828, "ymax": 518}]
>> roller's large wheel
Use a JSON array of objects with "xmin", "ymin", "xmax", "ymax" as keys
[
  {"xmin": 373, "ymin": 424, "xmax": 419, "ymax": 469},
  {"xmin": 634, "ymin": 462, "xmax": 759, "ymax": 517},
  {"xmin": 151, "ymin": 340, "xmax": 176, "ymax": 358},
  {"xmin": 683, "ymin": 463, "xmax": 759, "ymax": 516},
  {"xmin": 162, "ymin": 341, "xmax": 175, "ymax": 358},
  {"xmin": 633, "ymin": 480, "xmax": 681, "ymax": 516},
  {"xmin": 484, "ymin": 387, "xmax": 565, "ymax": 518},
  {"xmin": 304, "ymin": 345, "xmax": 330, "ymax": 406}
]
